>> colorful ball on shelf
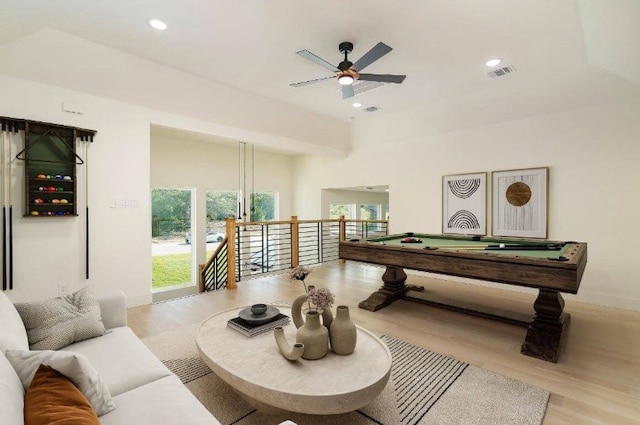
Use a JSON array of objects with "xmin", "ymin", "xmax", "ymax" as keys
[
  {"xmin": 30, "ymin": 211, "xmax": 39, "ymax": 216},
  {"xmin": 63, "ymin": 176, "xmax": 72, "ymax": 181},
  {"xmin": 37, "ymin": 174, "xmax": 46, "ymax": 179},
  {"xmin": 38, "ymin": 186, "xmax": 46, "ymax": 191},
  {"xmin": 52, "ymin": 199, "xmax": 60, "ymax": 204},
  {"xmin": 60, "ymin": 199, "xmax": 68, "ymax": 204},
  {"xmin": 34, "ymin": 198, "xmax": 43, "ymax": 204},
  {"xmin": 57, "ymin": 187, "xmax": 64, "ymax": 191},
  {"xmin": 48, "ymin": 186, "xmax": 56, "ymax": 191},
  {"xmin": 56, "ymin": 211, "xmax": 64, "ymax": 215},
  {"xmin": 55, "ymin": 174, "xmax": 63, "ymax": 180}
]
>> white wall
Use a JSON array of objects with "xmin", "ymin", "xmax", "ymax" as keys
[
  {"xmin": 150, "ymin": 135, "xmax": 293, "ymax": 266},
  {"xmin": 0, "ymin": 72, "xmax": 320, "ymax": 307},
  {"xmin": 0, "ymin": 75, "xmax": 153, "ymax": 305},
  {"xmin": 293, "ymin": 97, "xmax": 640, "ymax": 310}
]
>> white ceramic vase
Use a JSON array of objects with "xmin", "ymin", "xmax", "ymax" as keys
[
  {"xmin": 296, "ymin": 311, "xmax": 329, "ymax": 360},
  {"xmin": 329, "ymin": 305, "xmax": 357, "ymax": 355}
]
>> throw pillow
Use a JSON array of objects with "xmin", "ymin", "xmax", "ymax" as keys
[
  {"xmin": 5, "ymin": 349, "xmax": 116, "ymax": 416},
  {"xmin": 24, "ymin": 364, "xmax": 100, "ymax": 425},
  {"xmin": 14, "ymin": 286, "xmax": 106, "ymax": 350}
]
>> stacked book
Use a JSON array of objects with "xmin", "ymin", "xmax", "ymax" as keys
[{"xmin": 227, "ymin": 313, "xmax": 290, "ymax": 338}]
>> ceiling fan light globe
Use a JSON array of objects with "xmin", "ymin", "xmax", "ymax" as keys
[{"xmin": 338, "ymin": 75, "xmax": 354, "ymax": 85}]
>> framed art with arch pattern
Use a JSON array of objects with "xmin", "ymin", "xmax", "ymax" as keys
[
  {"xmin": 491, "ymin": 167, "xmax": 548, "ymax": 238},
  {"xmin": 442, "ymin": 172, "xmax": 487, "ymax": 235}
]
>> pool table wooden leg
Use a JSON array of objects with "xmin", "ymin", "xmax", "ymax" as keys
[
  {"xmin": 359, "ymin": 266, "xmax": 418, "ymax": 312},
  {"xmin": 521, "ymin": 289, "xmax": 570, "ymax": 363}
]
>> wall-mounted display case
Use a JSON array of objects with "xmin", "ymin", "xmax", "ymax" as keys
[{"xmin": 20, "ymin": 122, "xmax": 81, "ymax": 217}]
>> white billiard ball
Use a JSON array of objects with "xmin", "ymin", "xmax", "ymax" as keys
[{"xmin": 499, "ymin": 243, "xmax": 505, "ymax": 248}]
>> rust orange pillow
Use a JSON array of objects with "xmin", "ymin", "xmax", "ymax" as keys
[{"xmin": 24, "ymin": 364, "xmax": 99, "ymax": 425}]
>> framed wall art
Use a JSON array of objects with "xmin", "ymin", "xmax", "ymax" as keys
[
  {"xmin": 492, "ymin": 167, "xmax": 548, "ymax": 238},
  {"xmin": 442, "ymin": 172, "xmax": 487, "ymax": 235}
]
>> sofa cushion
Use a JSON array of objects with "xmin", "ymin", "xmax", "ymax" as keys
[
  {"xmin": 6, "ymin": 349, "xmax": 116, "ymax": 416},
  {"xmin": 96, "ymin": 291, "xmax": 127, "ymax": 329},
  {"xmin": 0, "ymin": 351, "xmax": 25, "ymax": 425},
  {"xmin": 24, "ymin": 364, "xmax": 100, "ymax": 425},
  {"xmin": 99, "ymin": 375, "xmax": 220, "ymax": 425},
  {"xmin": 0, "ymin": 289, "xmax": 29, "ymax": 353},
  {"xmin": 14, "ymin": 286, "xmax": 106, "ymax": 351},
  {"xmin": 63, "ymin": 327, "xmax": 172, "ymax": 397}
]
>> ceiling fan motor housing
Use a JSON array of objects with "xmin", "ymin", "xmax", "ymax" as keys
[{"xmin": 338, "ymin": 42, "xmax": 354, "ymax": 71}]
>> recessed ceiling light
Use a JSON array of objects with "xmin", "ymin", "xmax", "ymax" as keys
[
  {"xmin": 149, "ymin": 19, "xmax": 168, "ymax": 31},
  {"xmin": 352, "ymin": 102, "xmax": 362, "ymax": 108},
  {"xmin": 485, "ymin": 58, "xmax": 502, "ymax": 67}
]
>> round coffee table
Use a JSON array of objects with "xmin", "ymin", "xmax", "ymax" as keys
[{"xmin": 195, "ymin": 305, "xmax": 392, "ymax": 415}]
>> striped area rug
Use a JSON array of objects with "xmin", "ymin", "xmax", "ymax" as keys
[{"xmin": 381, "ymin": 335, "xmax": 468, "ymax": 424}]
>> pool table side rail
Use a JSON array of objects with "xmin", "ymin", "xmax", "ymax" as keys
[{"xmin": 339, "ymin": 240, "xmax": 587, "ymax": 294}]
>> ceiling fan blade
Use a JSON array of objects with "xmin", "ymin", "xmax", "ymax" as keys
[
  {"xmin": 352, "ymin": 42, "xmax": 392, "ymax": 72},
  {"xmin": 341, "ymin": 84, "xmax": 355, "ymax": 99},
  {"xmin": 295, "ymin": 49, "xmax": 340, "ymax": 72},
  {"xmin": 358, "ymin": 73, "xmax": 406, "ymax": 84},
  {"xmin": 354, "ymin": 81, "xmax": 384, "ymax": 95},
  {"xmin": 289, "ymin": 75, "xmax": 336, "ymax": 87}
]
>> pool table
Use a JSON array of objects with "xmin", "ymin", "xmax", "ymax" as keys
[{"xmin": 339, "ymin": 233, "xmax": 588, "ymax": 362}]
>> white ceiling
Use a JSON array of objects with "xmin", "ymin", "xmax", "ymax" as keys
[{"xmin": 1, "ymin": 0, "xmax": 639, "ymax": 124}]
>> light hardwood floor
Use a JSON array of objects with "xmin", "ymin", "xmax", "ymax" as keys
[{"xmin": 128, "ymin": 261, "xmax": 640, "ymax": 424}]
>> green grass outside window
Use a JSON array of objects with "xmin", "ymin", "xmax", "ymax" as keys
[{"xmin": 152, "ymin": 251, "xmax": 215, "ymax": 289}]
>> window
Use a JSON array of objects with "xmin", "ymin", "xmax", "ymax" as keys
[
  {"xmin": 360, "ymin": 204, "xmax": 380, "ymax": 220},
  {"xmin": 206, "ymin": 190, "xmax": 237, "ymax": 230},
  {"xmin": 250, "ymin": 192, "xmax": 278, "ymax": 221},
  {"xmin": 329, "ymin": 204, "xmax": 355, "ymax": 219}
]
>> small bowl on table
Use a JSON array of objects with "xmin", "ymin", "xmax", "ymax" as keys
[{"xmin": 251, "ymin": 303, "xmax": 268, "ymax": 316}]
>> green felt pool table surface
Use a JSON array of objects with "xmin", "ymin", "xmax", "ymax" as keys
[{"xmin": 371, "ymin": 234, "xmax": 571, "ymax": 259}]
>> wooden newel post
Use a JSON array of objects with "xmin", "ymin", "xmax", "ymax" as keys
[
  {"xmin": 291, "ymin": 215, "xmax": 299, "ymax": 268},
  {"xmin": 198, "ymin": 264, "xmax": 205, "ymax": 293},
  {"xmin": 226, "ymin": 217, "xmax": 237, "ymax": 289},
  {"xmin": 339, "ymin": 215, "xmax": 346, "ymax": 241}
]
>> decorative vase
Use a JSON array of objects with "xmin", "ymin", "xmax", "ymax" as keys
[
  {"xmin": 296, "ymin": 311, "xmax": 329, "ymax": 360},
  {"xmin": 291, "ymin": 284, "xmax": 334, "ymax": 330},
  {"xmin": 274, "ymin": 327, "xmax": 304, "ymax": 361},
  {"xmin": 320, "ymin": 306, "xmax": 333, "ymax": 331},
  {"xmin": 291, "ymin": 292, "xmax": 309, "ymax": 328},
  {"xmin": 329, "ymin": 305, "xmax": 357, "ymax": 355}
]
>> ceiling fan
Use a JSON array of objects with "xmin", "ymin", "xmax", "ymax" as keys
[{"xmin": 290, "ymin": 41, "xmax": 406, "ymax": 99}]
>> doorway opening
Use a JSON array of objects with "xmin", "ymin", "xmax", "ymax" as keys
[{"xmin": 151, "ymin": 187, "xmax": 195, "ymax": 301}]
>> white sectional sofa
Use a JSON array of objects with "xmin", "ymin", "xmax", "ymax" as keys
[{"xmin": 0, "ymin": 289, "xmax": 221, "ymax": 425}]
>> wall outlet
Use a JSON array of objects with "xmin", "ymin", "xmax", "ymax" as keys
[{"xmin": 58, "ymin": 283, "xmax": 68, "ymax": 296}]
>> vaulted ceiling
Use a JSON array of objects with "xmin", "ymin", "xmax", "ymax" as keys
[{"xmin": 1, "ymin": 0, "xmax": 639, "ymax": 126}]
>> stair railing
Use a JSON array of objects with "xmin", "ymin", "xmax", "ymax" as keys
[{"xmin": 199, "ymin": 216, "xmax": 388, "ymax": 291}]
